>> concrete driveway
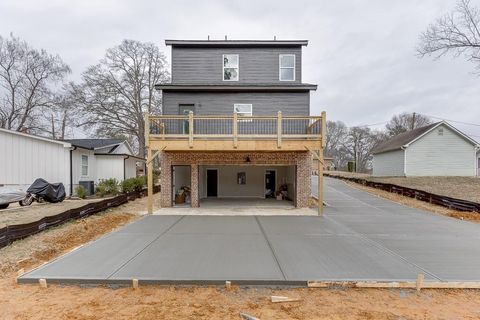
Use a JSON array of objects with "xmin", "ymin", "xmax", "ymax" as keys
[{"xmin": 19, "ymin": 178, "xmax": 480, "ymax": 285}]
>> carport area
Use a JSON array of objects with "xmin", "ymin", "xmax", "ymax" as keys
[{"xmin": 18, "ymin": 178, "xmax": 480, "ymax": 285}]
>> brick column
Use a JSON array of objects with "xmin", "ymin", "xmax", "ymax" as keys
[
  {"xmin": 190, "ymin": 164, "xmax": 199, "ymax": 207},
  {"xmin": 295, "ymin": 152, "xmax": 311, "ymax": 208},
  {"xmin": 160, "ymin": 152, "xmax": 172, "ymax": 207}
]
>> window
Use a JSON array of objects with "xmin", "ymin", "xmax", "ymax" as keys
[
  {"xmin": 438, "ymin": 128, "xmax": 444, "ymax": 136},
  {"xmin": 223, "ymin": 54, "xmax": 239, "ymax": 81},
  {"xmin": 279, "ymin": 54, "xmax": 295, "ymax": 81},
  {"xmin": 81, "ymin": 155, "xmax": 88, "ymax": 176},
  {"xmin": 234, "ymin": 104, "xmax": 252, "ymax": 117}
]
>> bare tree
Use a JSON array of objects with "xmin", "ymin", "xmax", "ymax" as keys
[
  {"xmin": 385, "ymin": 112, "xmax": 432, "ymax": 136},
  {"xmin": 0, "ymin": 34, "xmax": 70, "ymax": 134},
  {"xmin": 324, "ymin": 120, "xmax": 349, "ymax": 169},
  {"xmin": 343, "ymin": 127, "xmax": 387, "ymax": 173},
  {"xmin": 417, "ymin": 0, "xmax": 480, "ymax": 71},
  {"xmin": 73, "ymin": 40, "xmax": 169, "ymax": 156}
]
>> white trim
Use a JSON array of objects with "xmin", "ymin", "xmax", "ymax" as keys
[
  {"xmin": 222, "ymin": 54, "xmax": 239, "ymax": 81},
  {"xmin": 233, "ymin": 103, "xmax": 253, "ymax": 117},
  {"xmin": 279, "ymin": 54, "xmax": 295, "ymax": 81},
  {"xmin": 81, "ymin": 154, "xmax": 89, "ymax": 177},
  {"xmin": 264, "ymin": 169, "xmax": 277, "ymax": 199},
  {"xmin": 405, "ymin": 121, "xmax": 480, "ymax": 148},
  {"xmin": 0, "ymin": 127, "xmax": 71, "ymax": 148},
  {"xmin": 401, "ymin": 147, "xmax": 407, "ymax": 176}
]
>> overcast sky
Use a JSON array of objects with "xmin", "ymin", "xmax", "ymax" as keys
[{"xmin": 1, "ymin": 0, "xmax": 479, "ymax": 139}]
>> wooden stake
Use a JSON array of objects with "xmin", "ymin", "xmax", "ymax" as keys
[
  {"xmin": 17, "ymin": 268, "xmax": 25, "ymax": 277},
  {"xmin": 225, "ymin": 280, "xmax": 232, "ymax": 290},
  {"xmin": 271, "ymin": 295, "xmax": 301, "ymax": 303},
  {"xmin": 416, "ymin": 273, "xmax": 424, "ymax": 292},
  {"xmin": 132, "ymin": 278, "xmax": 139, "ymax": 289},
  {"xmin": 307, "ymin": 279, "xmax": 480, "ymax": 289},
  {"xmin": 39, "ymin": 278, "xmax": 47, "ymax": 288}
]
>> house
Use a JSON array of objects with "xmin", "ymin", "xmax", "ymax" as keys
[
  {"xmin": 0, "ymin": 128, "xmax": 71, "ymax": 194},
  {"xmin": 372, "ymin": 121, "xmax": 480, "ymax": 177},
  {"xmin": 0, "ymin": 128, "xmax": 144, "ymax": 196},
  {"xmin": 145, "ymin": 38, "xmax": 325, "ymax": 210},
  {"xmin": 312, "ymin": 157, "xmax": 334, "ymax": 175},
  {"xmin": 64, "ymin": 139, "xmax": 145, "ymax": 195}
]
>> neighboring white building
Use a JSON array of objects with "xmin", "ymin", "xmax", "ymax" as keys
[
  {"xmin": 0, "ymin": 128, "xmax": 71, "ymax": 194},
  {"xmin": 372, "ymin": 121, "xmax": 480, "ymax": 177},
  {"xmin": 65, "ymin": 139, "xmax": 145, "ymax": 195},
  {"xmin": 0, "ymin": 128, "xmax": 144, "ymax": 196}
]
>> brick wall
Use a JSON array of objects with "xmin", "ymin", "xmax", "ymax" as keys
[{"xmin": 160, "ymin": 151, "xmax": 311, "ymax": 208}]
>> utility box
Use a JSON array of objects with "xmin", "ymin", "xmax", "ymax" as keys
[{"xmin": 79, "ymin": 181, "xmax": 95, "ymax": 196}]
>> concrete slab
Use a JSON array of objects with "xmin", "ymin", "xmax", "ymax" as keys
[
  {"xmin": 18, "ymin": 177, "xmax": 480, "ymax": 285},
  {"xmin": 110, "ymin": 233, "xmax": 285, "ymax": 282}
]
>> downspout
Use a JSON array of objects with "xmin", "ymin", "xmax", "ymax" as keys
[
  {"xmin": 124, "ymin": 155, "xmax": 130, "ymax": 180},
  {"xmin": 475, "ymin": 146, "xmax": 480, "ymax": 177},
  {"xmin": 401, "ymin": 145, "xmax": 407, "ymax": 177},
  {"xmin": 70, "ymin": 146, "xmax": 77, "ymax": 196}
]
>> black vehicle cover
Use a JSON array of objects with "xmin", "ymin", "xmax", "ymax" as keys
[{"xmin": 26, "ymin": 178, "xmax": 66, "ymax": 203}]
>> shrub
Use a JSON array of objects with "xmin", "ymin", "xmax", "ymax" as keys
[
  {"xmin": 75, "ymin": 185, "xmax": 87, "ymax": 199},
  {"xmin": 121, "ymin": 176, "xmax": 147, "ymax": 193},
  {"xmin": 96, "ymin": 178, "xmax": 120, "ymax": 197}
]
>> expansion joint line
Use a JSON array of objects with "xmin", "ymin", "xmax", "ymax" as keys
[
  {"xmin": 255, "ymin": 216, "xmax": 287, "ymax": 281},
  {"xmin": 106, "ymin": 215, "xmax": 185, "ymax": 279}
]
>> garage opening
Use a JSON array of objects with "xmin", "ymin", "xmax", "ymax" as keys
[
  {"xmin": 199, "ymin": 165, "xmax": 295, "ymax": 208},
  {"xmin": 172, "ymin": 165, "xmax": 191, "ymax": 207}
]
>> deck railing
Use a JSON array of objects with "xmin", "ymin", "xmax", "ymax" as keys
[{"xmin": 147, "ymin": 111, "xmax": 324, "ymax": 147}]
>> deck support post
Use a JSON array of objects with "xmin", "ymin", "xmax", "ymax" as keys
[
  {"xmin": 188, "ymin": 111, "xmax": 194, "ymax": 148},
  {"xmin": 147, "ymin": 147, "xmax": 153, "ymax": 214},
  {"xmin": 233, "ymin": 112, "xmax": 238, "ymax": 148},
  {"xmin": 319, "ymin": 111, "xmax": 327, "ymax": 215},
  {"xmin": 277, "ymin": 111, "xmax": 282, "ymax": 148},
  {"xmin": 145, "ymin": 112, "xmax": 154, "ymax": 214}
]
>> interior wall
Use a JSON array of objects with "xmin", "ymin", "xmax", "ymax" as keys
[
  {"xmin": 173, "ymin": 165, "xmax": 191, "ymax": 196},
  {"xmin": 199, "ymin": 165, "xmax": 294, "ymax": 199}
]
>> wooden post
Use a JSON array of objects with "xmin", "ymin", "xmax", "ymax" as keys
[
  {"xmin": 277, "ymin": 111, "xmax": 282, "ymax": 148},
  {"xmin": 319, "ymin": 111, "xmax": 326, "ymax": 215},
  {"xmin": 145, "ymin": 112, "xmax": 153, "ymax": 214},
  {"xmin": 147, "ymin": 147, "xmax": 153, "ymax": 214},
  {"xmin": 233, "ymin": 112, "xmax": 238, "ymax": 148},
  {"xmin": 188, "ymin": 111, "xmax": 194, "ymax": 148},
  {"xmin": 416, "ymin": 273, "xmax": 424, "ymax": 291}
]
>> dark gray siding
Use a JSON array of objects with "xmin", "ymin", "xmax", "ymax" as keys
[
  {"xmin": 163, "ymin": 91, "xmax": 310, "ymax": 116},
  {"xmin": 171, "ymin": 47, "xmax": 302, "ymax": 84}
]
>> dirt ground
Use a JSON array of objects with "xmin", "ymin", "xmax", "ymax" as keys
[
  {"xmin": 0, "ymin": 197, "xmax": 106, "ymax": 228},
  {"xmin": 2, "ymin": 192, "xmax": 480, "ymax": 319},
  {"xmin": 326, "ymin": 171, "xmax": 480, "ymax": 203}
]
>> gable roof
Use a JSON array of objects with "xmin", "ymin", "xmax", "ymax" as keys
[
  {"xmin": 372, "ymin": 121, "xmax": 479, "ymax": 154},
  {"xmin": 0, "ymin": 127, "xmax": 71, "ymax": 148},
  {"xmin": 64, "ymin": 139, "xmax": 125, "ymax": 150}
]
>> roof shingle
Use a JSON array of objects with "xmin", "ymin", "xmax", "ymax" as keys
[{"xmin": 372, "ymin": 122, "xmax": 440, "ymax": 154}]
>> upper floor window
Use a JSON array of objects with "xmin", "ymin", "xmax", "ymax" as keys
[
  {"xmin": 279, "ymin": 54, "xmax": 295, "ymax": 81},
  {"xmin": 81, "ymin": 155, "xmax": 88, "ymax": 176},
  {"xmin": 234, "ymin": 104, "xmax": 252, "ymax": 117},
  {"xmin": 223, "ymin": 54, "xmax": 239, "ymax": 81}
]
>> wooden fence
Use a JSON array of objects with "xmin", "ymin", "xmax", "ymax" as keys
[
  {"xmin": 0, "ymin": 186, "xmax": 160, "ymax": 249},
  {"xmin": 325, "ymin": 174, "xmax": 480, "ymax": 213}
]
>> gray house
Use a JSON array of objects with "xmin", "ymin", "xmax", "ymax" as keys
[
  {"xmin": 154, "ymin": 39, "xmax": 320, "ymax": 208},
  {"xmin": 372, "ymin": 121, "xmax": 479, "ymax": 177}
]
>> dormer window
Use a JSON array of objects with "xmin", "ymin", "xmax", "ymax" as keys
[
  {"xmin": 223, "ymin": 54, "xmax": 239, "ymax": 81},
  {"xmin": 279, "ymin": 54, "xmax": 295, "ymax": 81}
]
